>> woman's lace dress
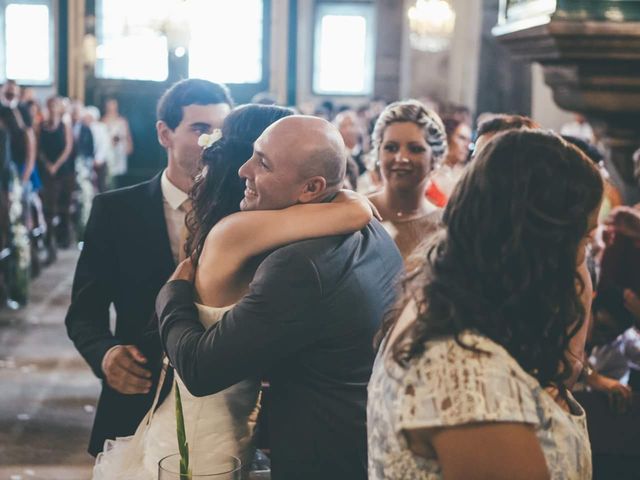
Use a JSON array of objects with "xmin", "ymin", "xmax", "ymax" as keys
[
  {"xmin": 368, "ymin": 330, "xmax": 592, "ymax": 480},
  {"xmin": 93, "ymin": 304, "xmax": 260, "ymax": 479}
]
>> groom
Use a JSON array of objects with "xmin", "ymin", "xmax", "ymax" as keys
[
  {"xmin": 156, "ymin": 116, "xmax": 404, "ymax": 479},
  {"xmin": 65, "ymin": 79, "xmax": 233, "ymax": 455}
]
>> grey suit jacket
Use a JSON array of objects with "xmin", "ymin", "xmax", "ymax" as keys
[{"xmin": 157, "ymin": 220, "xmax": 403, "ymax": 480}]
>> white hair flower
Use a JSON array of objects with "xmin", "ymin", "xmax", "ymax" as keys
[{"xmin": 197, "ymin": 129, "xmax": 223, "ymax": 149}]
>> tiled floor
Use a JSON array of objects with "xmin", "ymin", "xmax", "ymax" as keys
[{"xmin": 0, "ymin": 248, "xmax": 98, "ymax": 480}]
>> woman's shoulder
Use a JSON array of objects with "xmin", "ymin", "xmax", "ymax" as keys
[
  {"xmin": 402, "ymin": 331, "xmax": 540, "ymax": 399},
  {"xmin": 396, "ymin": 332, "xmax": 541, "ymax": 429},
  {"xmin": 418, "ymin": 332, "xmax": 525, "ymax": 372}
]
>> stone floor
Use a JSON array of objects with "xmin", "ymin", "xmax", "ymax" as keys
[{"xmin": 0, "ymin": 248, "xmax": 98, "ymax": 480}]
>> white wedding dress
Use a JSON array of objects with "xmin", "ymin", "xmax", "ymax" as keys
[{"xmin": 93, "ymin": 303, "xmax": 261, "ymax": 479}]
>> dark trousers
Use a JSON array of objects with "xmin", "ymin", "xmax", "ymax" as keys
[{"xmin": 40, "ymin": 169, "xmax": 75, "ymax": 247}]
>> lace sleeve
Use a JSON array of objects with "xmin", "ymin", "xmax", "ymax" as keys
[{"xmin": 396, "ymin": 335, "xmax": 540, "ymax": 434}]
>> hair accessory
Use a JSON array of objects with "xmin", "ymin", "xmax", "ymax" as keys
[{"xmin": 197, "ymin": 129, "xmax": 222, "ymax": 149}]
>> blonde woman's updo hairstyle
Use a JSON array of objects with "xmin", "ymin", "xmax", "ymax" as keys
[{"xmin": 371, "ymin": 100, "xmax": 448, "ymax": 168}]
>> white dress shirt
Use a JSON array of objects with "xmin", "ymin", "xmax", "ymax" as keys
[{"xmin": 161, "ymin": 170, "xmax": 189, "ymax": 263}]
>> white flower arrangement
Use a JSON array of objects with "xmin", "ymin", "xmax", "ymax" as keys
[
  {"xmin": 12, "ymin": 223, "xmax": 30, "ymax": 270},
  {"xmin": 8, "ymin": 177, "xmax": 31, "ymax": 291},
  {"xmin": 197, "ymin": 129, "xmax": 223, "ymax": 149},
  {"xmin": 76, "ymin": 157, "xmax": 95, "ymax": 231}
]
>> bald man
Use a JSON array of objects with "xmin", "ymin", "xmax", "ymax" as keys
[{"xmin": 156, "ymin": 116, "xmax": 403, "ymax": 479}]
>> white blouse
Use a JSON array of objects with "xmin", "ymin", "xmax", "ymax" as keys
[{"xmin": 368, "ymin": 331, "xmax": 592, "ymax": 480}]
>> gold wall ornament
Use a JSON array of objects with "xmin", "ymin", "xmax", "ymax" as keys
[{"xmin": 407, "ymin": 0, "xmax": 456, "ymax": 52}]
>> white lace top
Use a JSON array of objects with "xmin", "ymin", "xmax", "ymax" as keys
[{"xmin": 367, "ymin": 331, "xmax": 592, "ymax": 479}]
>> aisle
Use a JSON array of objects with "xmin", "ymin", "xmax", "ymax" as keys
[{"xmin": 0, "ymin": 248, "xmax": 99, "ymax": 480}]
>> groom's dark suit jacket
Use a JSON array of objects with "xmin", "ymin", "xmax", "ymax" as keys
[
  {"xmin": 156, "ymin": 220, "xmax": 404, "ymax": 480},
  {"xmin": 66, "ymin": 172, "xmax": 175, "ymax": 456}
]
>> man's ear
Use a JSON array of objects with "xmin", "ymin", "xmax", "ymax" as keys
[
  {"xmin": 298, "ymin": 176, "xmax": 328, "ymax": 203},
  {"xmin": 156, "ymin": 121, "xmax": 172, "ymax": 149}
]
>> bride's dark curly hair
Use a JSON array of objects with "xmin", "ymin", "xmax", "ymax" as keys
[
  {"xmin": 184, "ymin": 104, "xmax": 293, "ymax": 264},
  {"xmin": 378, "ymin": 129, "xmax": 603, "ymax": 388}
]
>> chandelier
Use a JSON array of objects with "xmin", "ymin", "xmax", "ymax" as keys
[{"xmin": 407, "ymin": 0, "xmax": 456, "ymax": 52}]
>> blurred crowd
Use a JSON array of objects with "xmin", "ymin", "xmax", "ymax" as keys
[{"xmin": 0, "ymin": 79, "xmax": 132, "ymax": 305}]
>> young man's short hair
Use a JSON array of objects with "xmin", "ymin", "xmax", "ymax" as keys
[{"xmin": 156, "ymin": 79, "xmax": 234, "ymax": 130}]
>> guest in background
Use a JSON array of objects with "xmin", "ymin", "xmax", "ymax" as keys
[
  {"xmin": 334, "ymin": 110, "xmax": 366, "ymax": 175},
  {"xmin": 563, "ymin": 135, "xmax": 623, "ymax": 223},
  {"xmin": 0, "ymin": 119, "xmax": 13, "ymax": 302},
  {"xmin": 368, "ymin": 130, "xmax": 603, "ymax": 479},
  {"xmin": 368, "ymin": 100, "xmax": 447, "ymax": 267},
  {"xmin": 84, "ymin": 106, "xmax": 112, "ymax": 193},
  {"xmin": 561, "ymin": 113, "xmax": 595, "ymax": 144},
  {"xmin": 37, "ymin": 95, "xmax": 73, "ymax": 256},
  {"xmin": 425, "ymin": 116, "xmax": 472, "ymax": 207},
  {"xmin": 102, "ymin": 97, "xmax": 133, "ymax": 186},
  {"xmin": 71, "ymin": 101, "xmax": 95, "ymax": 161},
  {"xmin": 343, "ymin": 156, "xmax": 360, "ymax": 191},
  {"xmin": 356, "ymin": 152, "xmax": 383, "ymax": 195},
  {"xmin": 250, "ymin": 91, "xmax": 278, "ymax": 105},
  {"xmin": 0, "ymin": 80, "xmax": 37, "ymax": 187},
  {"xmin": 473, "ymin": 114, "xmax": 540, "ymax": 157},
  {"xmin": 585, "ymin": 287, "xmax": 637, "ymax": 408}
]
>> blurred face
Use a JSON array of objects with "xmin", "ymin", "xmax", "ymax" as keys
[
  {"xmin": 82, "ymin": 112, "xmax": 94, "ymax": 125},
  {"xmin": 159, "ymin": 103, "xmax": 230, "ymax": 178},
  {"xmin": 46, "ymin": 98, "xmax": 62, "ymax": 118},
  {"xmin": 2, "ymin": 82, "xmax": 19, "ymax": 102},
  {"xmin": 379, "ymin": 121, "xmax": 433, "ymax": 193},
  {"xmin": 105, "ymin": 99, "xmax": 118, "ymax": 115},
  {"xmin": 238, "ymin": 126, "xmax": 306, "ymax": 211},
  {"xmin": 336, "ymin": 113, "xmax": 360, "ymax": 149},
  {"xmin": 448, "ymin": 123, "xmax": 472, "ymax": 165},
  {"xmin": 71, "ymin": 103, "xmax": 83, "ymax": 123}
]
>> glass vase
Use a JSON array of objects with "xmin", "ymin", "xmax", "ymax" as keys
[{"xmin": 158, "ymin": 453, "xmax": 241, "ymax": 479}]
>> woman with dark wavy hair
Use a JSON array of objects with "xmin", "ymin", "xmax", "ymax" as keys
[
  {"xmin": 368, "ymin": 130, "xmax": 603, "ymax": 480},
  {"xmin": 94, "ymin": 104, "xmax": 377, "ymax": 479}
]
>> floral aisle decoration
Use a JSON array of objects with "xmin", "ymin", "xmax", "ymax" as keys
[
  {"xmin": 74, "ymin": 156, "xmax": 96, "ymax": 242},
  {"xmin": 7, "ymin": 177, "xmax": 30, "ymax": 304}
]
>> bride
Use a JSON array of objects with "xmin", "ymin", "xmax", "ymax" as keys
[{"xmin": 93, "ymin": 104, "xmax": 377, "ymax": 479}]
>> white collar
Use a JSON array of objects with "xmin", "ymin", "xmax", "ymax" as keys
[
  {"xmin": 161, "ymin": 170, "xmax": 189, "ymax": 211},
  {"xmin": 0, "ymin": 97, "xmax": 18, "ymax": 109}
]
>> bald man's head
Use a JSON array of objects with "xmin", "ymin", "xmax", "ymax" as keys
[{"xmin": 238, "ymin": 115, "xmax": 347, "ymax": 211}]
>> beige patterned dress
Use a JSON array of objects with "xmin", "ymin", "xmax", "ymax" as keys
[{"xmin": 367, "ymin": 331, "xmax": 592, "ymax": 479}]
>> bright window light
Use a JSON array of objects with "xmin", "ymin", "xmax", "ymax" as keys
[
  {"xmin": 188, "ymin": 0, "xmax": 263, "ymax": 84},
  {"xmin": 96, "ymin": 0, "xmax": 168, "ymax": 81},
  {"xmin": 313, "ymin": 4, "xmax": 375, "ymax": 95},
  {"xmin": 5, "ymin": 4, "xmax": 51, "ymax": 82}
]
